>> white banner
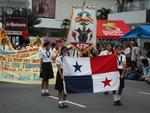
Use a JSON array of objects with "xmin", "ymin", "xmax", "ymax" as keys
[{"xmin": 67, "ymin": 6, "xmax": 96, "ymax": 46}]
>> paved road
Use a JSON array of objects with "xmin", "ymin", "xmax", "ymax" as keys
[{"xmin": 0, "ymin": 80, "xmax": 150, "ymax": 113}]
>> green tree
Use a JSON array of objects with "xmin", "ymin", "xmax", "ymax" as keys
[
  {"xmin": 5, "ymin": 8, "xmax": 42, "ymax": 36},
  {"xmin": 96, "ymin": 7, "xmax": 110, "ymax": 20}
]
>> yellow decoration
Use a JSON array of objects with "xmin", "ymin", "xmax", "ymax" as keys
[
  {"xmin": 0, "ymin": 28, "xmax": 14, "ymax": 50},
  {"xmin": 70, "ymin": 43, "xmax": 97, "ymax": 57},
  {"xmin": 29, "ymin": 35, "xmax": 43, "ymax": 48},
  {"xmin": 102, "ymin": 22, "xmax": 116, "ymax": 30}
]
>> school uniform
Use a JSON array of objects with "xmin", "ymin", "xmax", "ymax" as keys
[
  {"xmin": 117, "ymin": 53, "xmax": 126, "ymax": 90},
  {"xmin": 55, "ymin": 56, "xmax": 64, "ymax": 92},
  {"xmin": 99, "ymin": 50, "xmax": 112, "ymax": 56},
  {"xmin": 39, "ymin": 49, "xmax": 54, "ymax": 80},
  {"xmin": 112, "ymin": 53, "xmax": 126, "ymax": 106}
]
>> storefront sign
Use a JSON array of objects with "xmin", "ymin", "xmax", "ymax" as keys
[{"xmin": 4, "ymin": 17, "xmax": 28, "ymax": 35}]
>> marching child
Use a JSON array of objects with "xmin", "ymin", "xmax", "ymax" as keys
[
  {"xmin": 99, "ymin": 43, "xmax": 114, "ymax": 95},
  {"xmin": 55, "ymin": 46, "xmax": 68, "ymax": 108},
  {"xmin": 113, "ymin": 45, "xmax": 126, "ymax": 106}
]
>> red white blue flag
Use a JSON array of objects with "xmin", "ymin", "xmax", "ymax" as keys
[{"xmin": 63, "ymin": 55, "xmax": 120, "ymax": 93}]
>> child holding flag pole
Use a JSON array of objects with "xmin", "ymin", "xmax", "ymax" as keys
[
  {"xmin": 113, "ymin": 45, "xmax": 126, "ymax": 106},
  {"xmin": 55, "ymin": 46, "xmax": 68, "ymax": 109},
  {"xmin": 99, "ymin": 43, "xmax": 114, "ymax": 95}
]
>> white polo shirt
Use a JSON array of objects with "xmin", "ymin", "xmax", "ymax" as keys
[
  {"xmin": 56, "ymin": 56, "xmax": 63, "ymax": 69},
  {"xmin": 39, "ymin": 49, "xmax": 52, "ymax": 62},
  {"xmin": 99, "ymin": 50, "xmax": 112, "ymax": 56},
  {"xmin": 117, "ymin": 54, "xmax": 126, "ymax": 69}
]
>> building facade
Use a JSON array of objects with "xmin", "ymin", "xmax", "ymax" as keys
[
  {"xmin": 108, "ymin": 0, "xmax": 150, "ymax": 57},
  {"xmin": 29, "ymin": 0, "xmax": 116, "ymax": 37},
  {"xmin": 108, "ymin": 0, "xmax": 150, "ymax": 25}
]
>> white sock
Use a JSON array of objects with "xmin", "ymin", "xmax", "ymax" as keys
[
  {"xmin": 63, "ymin": 100, "xmax": 66, "ymax": 103},
  {"xmin": 113, "ymin": 95, "xmax": 118, "ymax": 101},
  {"xmin": 59, "ymin": 101, "xmax": 63, "ymax": 104},
  {"xmin": 117, "ymin": 95, "xmax": 121, "ymax": 100},
  {"xmin": 41, "ymin": 89, "xmax": 45, "ymax": 93},
  {"xmin": 45, "ymin": 89, "xmax": 49, "ymax": 93}
]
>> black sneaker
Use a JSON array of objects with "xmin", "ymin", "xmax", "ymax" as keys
[
  {"xmin": 45, "ymin": 93, "xmax": 51, "ymax": 96},
  {"xmin": 104, "ymin": 91, "xmax": 109, "ymax": 95},
  {"xmin": 58, "ymin": 103, "xmax": 65, "ymax": 109},
  {"xmin": 114, "ymin": 101, "xmax": 119, "ymax": 106},
  {"xmin": 63, "ymin": 103, "xmax": 69, "ymax": 108},
  {"xmin": 117, "ymin": 100, "xmax": 122, "ymax": 106},
  {"xmin": 41, "ymin": 92, "xmax": 46, "ymax": 96}
]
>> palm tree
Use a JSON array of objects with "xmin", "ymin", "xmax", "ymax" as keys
[
  {"xmin": 61, "ymin": 18, "xmax": 70, "ymax": 37},
  {"xmin": 96, "ymin": 7, "xmax": 110, "ymax": 20},
  {"xmin": 5, "ymin": 8, "xmax": 42, "ymax": 36}
]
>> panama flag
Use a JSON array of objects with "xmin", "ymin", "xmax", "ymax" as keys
[{"xmin": 63, "ymin": 54, "xmax": 120, "ymax": 93}]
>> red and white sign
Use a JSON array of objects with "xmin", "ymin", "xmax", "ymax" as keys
[{"xmin": 97, "ymin": 20, "xmax": 130, "ymax": 39}]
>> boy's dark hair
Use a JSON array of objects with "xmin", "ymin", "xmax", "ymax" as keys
[
  {"xmin": 61, "ymin": 46, "xmax": 68, "ymax": 51},
  {"xmin": 51, "ymin": 42, "xmax": 56, "ymax": 48},
  {"xmin": 60, "ymin": 46, "xmax": 68, "ymax": 55},
  {"xmin": 43, "ymin": 42, "xmax": 50, "ymax": 47}
]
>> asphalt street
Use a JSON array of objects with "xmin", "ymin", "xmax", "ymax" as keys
[{"xmin": 0, "ymin": 80, "xmax": 150, "ymax": 113}]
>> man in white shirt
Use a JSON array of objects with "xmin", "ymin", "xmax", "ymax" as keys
[{"xmin": 130, "ymin": 42, "xmax": 140, "ymax": 70}]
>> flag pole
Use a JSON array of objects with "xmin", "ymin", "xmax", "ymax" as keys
[
  {"xmin": 63, "ymin": 80, "xmax": 67, "ymax": 94},
  {"xmin": 83, "ymin": 0, "xmax": 86, "ymax": 6},
  {"xmin": 82, "ymin": 0, "xmax": 86, "ymax": 10}
]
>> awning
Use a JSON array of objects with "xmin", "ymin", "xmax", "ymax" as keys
[
  {"xmin": 97, "ymin": 20, "xmax": 130, "ymax": 39},
  {"xmin": 121, "ymin": 25, "xmax": 150, "ymax": 39}
]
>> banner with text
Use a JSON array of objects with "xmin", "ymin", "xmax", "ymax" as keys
[{"xmin": 0, "ymin": 50, "xmax": 56, "ymax": 84}]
